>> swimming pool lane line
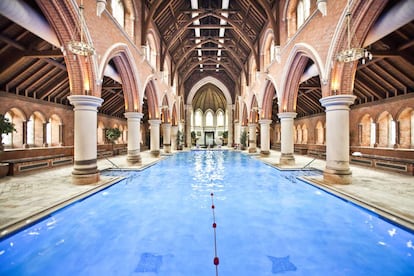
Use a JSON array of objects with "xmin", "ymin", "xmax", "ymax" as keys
[{"xmin": 211, "ymin": 192, "xmax": 219, "ymax": 276}]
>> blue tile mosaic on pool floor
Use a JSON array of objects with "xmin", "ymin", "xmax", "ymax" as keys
[
  {"xmin": 135, "ymin": 252, "xmax": 163, "ymax": 273},
  {"xmin": 267, "ymin": 255, "xmax": 297, "ymax": 274}
]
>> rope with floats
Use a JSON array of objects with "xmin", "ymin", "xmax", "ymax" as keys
[{"xmin": 211, "ymin": 192, "xmax": 219, "ymax": 276}]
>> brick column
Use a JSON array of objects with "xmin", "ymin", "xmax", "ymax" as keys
[
  {"xmin": 320, "ymin": 95, "xmax": 356, "ymax": 184},
  {"xmin": 68, "ymin": 95, "xmax": 103, "ymax": 184},
  {"xmin": 124, "ymin": 112, "xmax": 143, "ymax": 164},
  {"xmin": 278, "ymin": 112, "xmax": 297, "ymax": 165}
]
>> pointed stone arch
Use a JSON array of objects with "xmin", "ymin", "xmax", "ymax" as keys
[
  {"xmin": 37, "ymin": 0, "xmax": 98, "ymax": 96},
  {"xmin": 144, "ymin": 80, "xmax": 160, "ymax": 119},
  {"xmin": 161, "ymin": 95, "xmax": 170, "ymax": 123},
  {"xmin": 280, "ymin": 43, "xmax": 325, "ymax": 112},
  {"xmin": 329, "ymin": 0, "xmax": 388, "ymax": 95},
  {"xmin": 99, "ymin": 43, "xmax": 141, "ymax": 112},
  {"xmin": 262, "ymin": 80, "xmax": 277, "ymax": 120},
  {"xmin": 249, "ymin": 95, "xmax": 259, "ymax": 123}
]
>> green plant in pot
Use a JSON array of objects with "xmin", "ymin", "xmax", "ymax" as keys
[
  {"xmin": 106, "ymin": 128, "xmax": 121, "ymax": 144},
  {"xmin": 176, "ymin": 130, "xmax": 183, "ymax": 150},
  {"xmin": 222, "ymin": 130, "xmax": 228, "ymax": 145},
  {"xmin": 191, "ymin": 131, "xmax": 197, "ymax": 146},
  {"xmin": 0, "ymin": 114, "xmax": 16, "ymax": 151}
]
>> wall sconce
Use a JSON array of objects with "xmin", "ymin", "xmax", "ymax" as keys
[
  {"xmin": 331, "ymin": 79, "xmax": 339, "ymax": 95},
  {"xmin": 96, "ymin": 0, "xmax": 106, "ymax": 17},
  {"xmin": 317, "ymin": 0, "xmax": 327, "ymax": 17}
]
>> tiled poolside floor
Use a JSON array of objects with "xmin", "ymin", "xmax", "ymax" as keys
[{"xmin": 0, "ymin": 149, "xmax": 413, "ymax": 238}]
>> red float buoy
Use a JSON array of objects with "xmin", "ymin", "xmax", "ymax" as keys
[
  {"xmin": 214, "ymin": 257, "xmax": 219, "ymax": 266},
  {"xmin": 212, "ymin": 222, "xmax": 216, "ymax": 228}
]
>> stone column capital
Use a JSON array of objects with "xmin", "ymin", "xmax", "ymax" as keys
[
  {"xmin": 277, "ymin": 112, "xmax": 297, "ymax": 120},
  {"xmin": 259, "ymin": 119, "xmax": 272, "ymax": 125},
  {"xmin": 124, "ymin": 112, "xmax": 143, "ymax": 120},
  {"xmin": 68, "ymin": 95, "xmax": 103, "ymax": 110},
  {"xmin": 319, "ymin": 95, "xmax": 356, "ymax": 110},
  {"xmin": 148, "ymin": 119, "xmax": 162, "ymax": 125}
]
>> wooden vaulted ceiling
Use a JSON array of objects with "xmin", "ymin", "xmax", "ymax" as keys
[
  {"xmin": 145, "ymin": 0, "xmax": 274, "ymax": 87},
  {"xmin": 0, "ymin": 0, "xmax": 413, "ymax": 121}
]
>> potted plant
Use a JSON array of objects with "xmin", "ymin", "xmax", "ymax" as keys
[
  {"xmin": 1, "ymin": 114, "xmax": 16, "ymax": 177},
  {"xmin": 191, "ymin": 131, "xmax": 197, "ymax": 146},
  {"xmin": 222, "ymin": 131, "xmax": 228, "ymax": 145},
  {"xmin": 105, "ymin": 127, "xmax": 121, "ymax": 154},
  {"xmin": 0, "ymin": 114, "xmax": 16, "ymax": 152},
  {"xmin": 176, "ymin": 130, "xmax": 183, "ymax": 150},
  {"xmin": 240, "ymin": 130, "xmax": 247, "ymax": 150}
]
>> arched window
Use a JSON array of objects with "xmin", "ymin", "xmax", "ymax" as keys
[
  {"xmin": 359, "ymin": 114, "xmax": 374, "ymax": 147},
  {"xmin": 205, "ymin": 111, "xmax": 214, "ymax": 127},
  {"xmin": 217, "ymin": 110, "xmax": 224, "ymax": 126},
  {"xmin": 398, "ymin": 108, "xmax": 414, "ymax": 148},
  {"xmin": 316, "ymin": 121, "xmax": 324, "ymax": 144},
  {"xmin": 378, "ymin": 112, "xmax": 395, "ymax": 148},
  {"xmin": 195, "ymin": 110, "xmax": 203, "ymax": 127},
  {"xmin": 48, "ymin": 114, "xmax": 62, "ymax": 146},
  {"xmin": 297, "ymin": 0, "xmax": 310, "ymax": 29},
  {"xmin": 296, "ymin": 125, "xmax": 302, "ymax": 144},
  {"xmin": 27, "ymin": 115, "xmax": 35, "ymax": 145},
  {"xmin": 112, "ymin": 0, "xmax": 125, "ymax": 28},
  {"xmin": 302, "ymin": 125, "xmax": 308, "ymax": 144}
]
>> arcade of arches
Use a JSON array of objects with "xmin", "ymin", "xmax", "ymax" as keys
[{"xmin": 0, "ymin": 0, "xmax": 413, "ymax": 185}]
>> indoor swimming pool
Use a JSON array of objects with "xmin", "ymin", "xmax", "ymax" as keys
[{"xmin": 0, "ymin": 150, "xmax": 413, "ymax": 275}]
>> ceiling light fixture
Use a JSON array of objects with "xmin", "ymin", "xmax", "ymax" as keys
[
  {"xmin": 68, "ymin": 1, "xmax": 95, "ymax": 56},
  {"xmin": 336, "ymin": 0, "xmax": 372, "ymax": 64}
]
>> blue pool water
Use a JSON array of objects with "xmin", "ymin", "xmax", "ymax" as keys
[{"xmin": 0, "ymin": 150, "xmax": 413, "ymax": 275}]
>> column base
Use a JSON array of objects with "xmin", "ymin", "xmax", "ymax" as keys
[
  {"xmin": 323, "ymin": 168, "xmax": 352, "ymax": 184},
  {"xmin": 127, "ymin": 154, "xmax": 142, "ymax": 165},
  {"xmin": 279, "ymin": 153, "xmax": 295, "ymax": 165},
  {"xmin": 151, "ymin": 150, "xmax": 160, "ymax": 157},
  {"xmin": 260, "ymin": 150, "xmax": 270, "ymax": 157},
  {"xmin": 164, "ymin": 145, "xmax": 171, "ymax": 153},
  {"xmin": 71, "ymin": 171, "xmax": 100, "ymax": 185}
]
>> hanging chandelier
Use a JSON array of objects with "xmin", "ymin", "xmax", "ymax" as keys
[
  {"xmin": 68, "ymin": 2, "xmax": 95, "ymax": 56},
  {"xmin": 336, "ymin": 1, "xmax": 372, "ymax": 64}
]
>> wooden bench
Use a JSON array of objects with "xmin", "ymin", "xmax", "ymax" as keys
[
  {"xmin": 351, "ymin": 154, "xmax": 414, "ymax": 175},
  {"xmin": 4, "ymin": 154, "xmax": 73, "ymax": 175}
]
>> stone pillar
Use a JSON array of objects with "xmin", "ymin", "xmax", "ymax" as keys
[
  {"xmin": 149, "ymin": 119, "xmax": 161, "ymax": 157},
  {"xmin": 22, "ymin": 121, "xmax": 29, "ymax": 148},
  {"xmin": 171, "ymin": 125, "xmax": 178, "ymax": 151},
  {"xmin": 42, "ymin": 123, "xmax": 48, "ymax": 147},
  {"xmin": 59, "ymin": 124, "xmax": 64, "ymax": 146},
  {"xmin": 162, "ymin": 122, "xmax": 172, "ymax": 153},
  {"xmin": 278, "ymin": 112, "xmax": 297, "ymax": 165},
  {"xmin": 320, "ymin": 95, "xmax": 356, "ymax": 184},
  {"xmin": 234, "ymin": 122, "xmax": 240, "ymax": 146},
  {"xmin": 124, "ymin": 112, "xmax": 143, "ymax": 164},
  {"xmin": 227, "ymin": 104, "xmax": 233, "ymax": 146},
  {"xmin": 259, "ymin": 119, "xmax": 272, "ymax": 156},
  {"xmin": 248, "ymin": 123, "xmax": 257, "ymax": 153},
  {"xmin": 185, "ymin": 105, "xmax": 192, "ymax": 148},
  {"xmin": 68, "ymin": 95, "xmax": 103, "ymax": 185}
]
